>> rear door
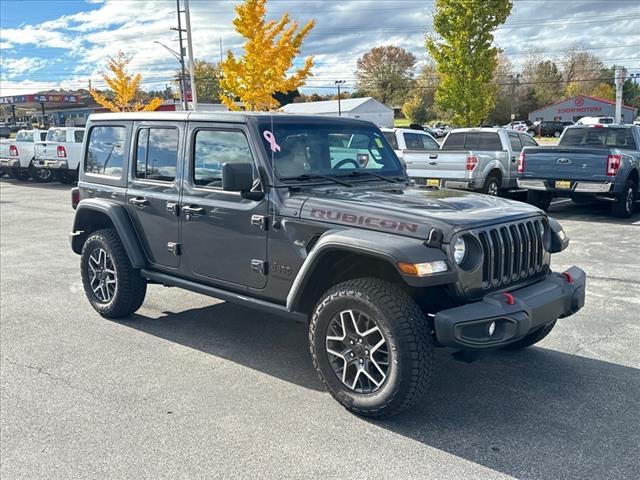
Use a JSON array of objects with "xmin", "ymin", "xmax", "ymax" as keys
[
  {"xmin": 506, "ymin": 131, "xmax": 522, "ymax": 181},
  {"xmin": 126, "ymin": 122, "xmax": 182, "ymax": 269},
  {"xmin": 179, "ymin": 123, "xmax": 268, "ymax": 289}
]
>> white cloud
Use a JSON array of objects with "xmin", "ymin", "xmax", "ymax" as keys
[{"xmin": 1, "ymin": 57, "xmax": 48, "ymax": 77}]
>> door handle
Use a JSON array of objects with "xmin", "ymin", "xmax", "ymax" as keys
[
  {"xmin": 129, "ymin": 197, "xmax": 149, "ymax": 208},
  {"xmin": 182, "ymin": 205, "xmax": 205, "ymax": 216},
  {"xmin": 428, "ymin": 161, "xmax": 438, "ymax": 166},
  {"xmin": 511, "ymin": 156, "xmax": 517, "ymax": 162}
]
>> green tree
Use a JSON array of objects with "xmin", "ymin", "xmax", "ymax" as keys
[
  {"xmin": 427, "ymin": 0, "xmax": 513, "ymax": 126},
  {"xmin": 402, "ymin": 95, "xmax": 428, "ymax": 124},
  {"xmin": 355, "ymin": 45, "xmax": 417, "ymax": 106}
]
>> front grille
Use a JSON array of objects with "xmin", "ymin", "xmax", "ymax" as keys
[{"xmin": 477, "ymin": 218, "xmax": 546, "ymax": 289}]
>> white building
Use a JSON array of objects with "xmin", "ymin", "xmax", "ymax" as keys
[{"xmin": 280, "ymin": 97, "xmax": 394, "ymax": 127}]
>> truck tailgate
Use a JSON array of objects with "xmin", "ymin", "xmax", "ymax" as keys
[
  {"xmin": 34, "ymin": 142, "xmax": 59, "ymax": 161},
  {"xmin": 405, "ymin": 150, "xmax": 468, "ymax": 180},
  {"xmin": 521, "ymin": 147, "xmax": 611, "ymax": 181}
]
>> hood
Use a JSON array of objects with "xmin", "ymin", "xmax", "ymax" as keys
[{"xmin": 296, "ymin": 185, "xmax": 543, "ymax": 241}]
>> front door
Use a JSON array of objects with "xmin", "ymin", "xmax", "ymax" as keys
[
  {"xmin": 126, "ymin": 122, "xmax": 182, "ymax": 269},
  {"xmin": 180, "ymin": 123, "xmax": 268, "ymax": 289}
]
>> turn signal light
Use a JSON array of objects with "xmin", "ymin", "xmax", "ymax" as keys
[
  {"xmin": 9, "ymin": 145, "xmax": 18, "ymax": 157},
  {"xmin": 398, "ymin": 261, "xmax": 448, "ymax": 276},
  {"xmin": 57, "ymin": 146, "xmax": 67, "ymax": 158},
  {"xmin": 517, "ymin": 152, "xmax": 525, "ymax": 173},
  {"xmin": 606, "ymin": 154, "xmax": 621, "ymax": 176},
  {"xmin": 466, "ymin": 155, "xmax": 478, "ymax": 171}
]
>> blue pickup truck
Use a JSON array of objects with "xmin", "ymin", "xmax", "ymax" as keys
[{"xmin": 517, "ymin": 124, "xmax": 640, "ymax": 217}]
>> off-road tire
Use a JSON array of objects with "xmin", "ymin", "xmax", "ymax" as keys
[
  {"xmin": 527, "ymin": 190, "xmax": 552, "ymax": 211},
  {"xmin": 503, "ymin": 320, "xmax": 557, "ymax": 350},
  {"xmin": 28, "ymin": 163, "xmax": 53, "ymax": 183},
  {"xmin": 80, "ymin": 228, "xmax": 147, "ymax": 318},
  {"xmin": 481, "ymin": 176, "xmax": 501, "ymax": 196},
  {"xmin": 611, "ymin": 179, "xmax": 636, "ymax": 218},
  {"xmin": 309, "ymin": 278, "xmax": 434, "ymax": 418}
]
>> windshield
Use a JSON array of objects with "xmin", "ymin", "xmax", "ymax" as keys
[
  {"xmin": 560, "ymin": 127, "xmax": 637, "ymax": 149},
  {"xmin": 256, "ymin": 119, "xmax": 404, "ymax": 181}
]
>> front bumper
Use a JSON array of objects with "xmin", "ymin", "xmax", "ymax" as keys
[
  {"xmin": 434, "ymin": 266, "xmax": 586, "ymax": 350},
  {"xmin": 33, "ymin": 159, "xmax": 68, "ymax": 170}
]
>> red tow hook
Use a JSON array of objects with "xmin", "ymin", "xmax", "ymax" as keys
[
  {"xmin": 503, "ymin": 292, "xmax": 515, "ymax": 305},
  {"xmin": 562, "ymin": 271, "xmax": 574, "ymax": 284}
]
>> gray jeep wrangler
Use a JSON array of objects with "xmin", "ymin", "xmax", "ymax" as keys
[{"xmin": 70, "ymin": 112, "xmax": 586, "ymax": 417}]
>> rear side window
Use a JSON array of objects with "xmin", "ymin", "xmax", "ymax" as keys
[
  {"xmin": 521, "ymin": 134, "xmax": 538, "ymax": 147},
  {"xmin": 507, "ymin": 133, "xmax": 522, "ymax": 151},
  {"xmin": 85, "ymin": 125, "xmax": 126, "ymax": 178},
  {"xmin": 74, "ymin": 130, "xmax": 85, "ymax": 143},
  {"xmin": 441, "ymin": 132, "xmax": 465, "ymax": 150},
  {"xmin": 193, "ymin": 130, "xmax": 254, "ymax": 188},
  {"xmin": 383, "ymin": 132, "xmax": 398, "ymax": 149},
  {"xmin": 403, "ymin": 133, "xmax": 425, "ymax": 150},
  {"xmin": 47, "ymin": 129, "xmax": 66, "ymax": 142},
  {"xmin": 478, "ymin": 133, "xmax": 502, "ymax": 150},
  {"xmin": 135, "ymin": 127, "xmax": 179, "ymax": 182},
  {"xmin": 420, "ymin": 134, "xmax": 439, "ymax": 149}
]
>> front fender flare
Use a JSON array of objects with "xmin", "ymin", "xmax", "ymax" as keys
[
  {"xmin": 286, "ymin": 229, "xmax": 457, "ymax": 312},
  {"xmin": 71, "ymin": 199, "xmax": 146, "ymax": 268}
]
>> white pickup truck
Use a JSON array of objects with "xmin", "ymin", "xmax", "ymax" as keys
[
  {"xmin": 0, "ymin": 130, "xmax": 51, "ymax": 181},
  {"xmin": 404, "ymin": 127, "xmax": 538, "ymax": 196},
  {"xmin": 33, "ymin": 127, "xmax": 85, "ymax": 183},
  {"xmin": 380, "ymin": 127, "xmax": 440, "ymax": 169}
]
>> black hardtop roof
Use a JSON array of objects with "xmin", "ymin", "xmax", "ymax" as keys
[{"xmin": 87, "ymin": 111, "xmax": 376, "ymax": 127}]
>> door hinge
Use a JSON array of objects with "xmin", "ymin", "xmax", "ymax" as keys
[
  {"xmin": 167, "ymin": 242, "xmax": 181, "ymax": 256},
  {"xmin": 251, "ymin": 215, "xmax": 268, "ymax": 231},
  {"xmin": 251, "ymin": 259, "xmax": 267, "ymax": 275}
]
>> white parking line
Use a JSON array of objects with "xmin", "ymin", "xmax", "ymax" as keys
[{"xmin": 551, "ymin": 199, "xmax": 572, "ymax": 205}]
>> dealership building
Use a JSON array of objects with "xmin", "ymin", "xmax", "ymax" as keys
[{"xmin": 528, "ymin": 95, "xmax": 637, "ymax": 123}]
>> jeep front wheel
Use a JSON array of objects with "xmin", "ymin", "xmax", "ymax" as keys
[
  {"xmin": 80, "ymin": 228, "xmax": 147, "ymax": 318},
  {"xmin": 309, "ymin": 278, "xmax": 433, "ymax": 417}
]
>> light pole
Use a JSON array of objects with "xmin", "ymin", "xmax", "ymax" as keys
[
  {"xmin": 335, "ymin": 80, "xmax": 345, "ymax": 116},
  {"xmin": 184, "ymin": 0, "xmax": 198, "ymax": 110},
  {"xmin": 154, "ymin": 40, "xmax": 188, "ymax": 111},
  {"xmin": 510, "ymin": 73, "xmax": 521, "ymax": 121}
]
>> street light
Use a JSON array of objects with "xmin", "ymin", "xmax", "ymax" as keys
[
  {"xmin": 335, "ymin": 80, "xmax": 345, "ymax": 116},
  {"xmin": 154, "ymin": 40, "xmax": 188, "ymax": 111}
]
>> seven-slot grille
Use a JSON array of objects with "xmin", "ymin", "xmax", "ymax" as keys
[{"xmin": 476, "ymin": 218, "xmax": 546, "ymax": 289}]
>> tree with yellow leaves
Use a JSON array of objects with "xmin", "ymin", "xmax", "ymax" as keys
[
  {"xmin": 220, "ymin": 0, "xmax": 314, "ymax": 111},
  {"xmin": 90, "ymin": 52, "xmax": 163, "ymax": 112}
]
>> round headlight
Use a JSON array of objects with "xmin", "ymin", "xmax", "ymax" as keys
[{"xmin": 453, "ymin": 237, "xmax": 466, "ymax": 264}]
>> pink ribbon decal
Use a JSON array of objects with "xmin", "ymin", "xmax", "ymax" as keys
[{"xmin": 263, "ymin": 130, "xmax": 281, "ymax": 153}]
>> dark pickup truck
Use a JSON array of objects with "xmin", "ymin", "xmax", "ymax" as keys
[
  {"xmin": 518, "ymin": 124, "xmax": 640, "ymax": 217},
  {"xmin": 70, "ymin": 112, "xmax": 585, "ymax": 417}
]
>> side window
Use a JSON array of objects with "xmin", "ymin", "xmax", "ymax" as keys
[
  {"xmin": 74, "ymin": 130, "xmax": 85, "ymax": 143},
  {"xmin": 419, "ymin": 134, "xmax": 439, "ymax": 149},
  {"xmin": 403, "ymin": 132, "xmax": 424, "ymax": 150},
  {"xmin": 383, "ymin": 132, "xmax": 398, "ymax": 150},
  {"xmin": 441, "ymin": 132, "xmax": 465, "ymax": 150},
  {"xmin": 85, "ymin": 125, "xmax": 126, "ymax": 178},
  {"xmin": 521, "ymin": 134, "xmax": 538, "ymax": 147},
  {"xmin": 134, "ymin": 127, "xmax": 178, "ymax": 182},
  {"xmin": 193, "ymin": 130, "xmax": 254, "ymax": 188},
  {"xmin": 39, "ymin": 132, "xmax": 47, "ymax": 141},
  {"xmin": 508, "ymin": 133, "xmax": 522, "ymax": 151}
]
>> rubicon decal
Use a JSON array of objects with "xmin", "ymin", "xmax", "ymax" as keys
[{"xmin": 310, "ymin": 208, "xmax": 418, "ymax": 233}]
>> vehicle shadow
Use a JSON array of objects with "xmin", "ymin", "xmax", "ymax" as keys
[
  {"xmin": 0, "ymin": 177, "xmax": 73, "ymax": 190},
  {"xmin": 546, "ymin": 199, "xmax": 640, "ymax": 225},
  {"xmin": 120, "ymin": 302, "xmax": 639, "ymax": 480}
]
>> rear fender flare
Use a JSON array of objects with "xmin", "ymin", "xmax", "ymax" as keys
[
  {"xmin": 286, "ymin": 229, "xmax": 456, "ymax": 312},
  {"xmin": 71, "ymin": 199, "xmax": 146, "ymax": 268}
]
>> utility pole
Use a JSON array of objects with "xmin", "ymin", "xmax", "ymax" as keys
[
  {"xmin": 510, "ymin": 73, "xmax": 521, "ymax": 121},
  {"xmin": 171, "ymin": 0, "xmax": 188, "ymax": 111},
  {"xmin": 335, "ymin": 80, "xmax": 345, "ymax": 116},
  {"xmin": 184, "ymin": 0, "xmax": 198, "ymax": 110},
  {"xmin": 614, "ymin": 67, "xmax": 625, "ymax": 124}
]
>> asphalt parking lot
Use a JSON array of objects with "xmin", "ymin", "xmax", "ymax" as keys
[{"xmin": 1, "ymin": 178, "xmax": 639, "ymax": 480}]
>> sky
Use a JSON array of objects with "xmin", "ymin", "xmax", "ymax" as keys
[{"xmin": 0, "ymin": 0, "xmax": 639, "ymax": 98}]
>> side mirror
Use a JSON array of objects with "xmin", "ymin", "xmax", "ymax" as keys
[{"xmin": 222, "ymin": 162, "xmax": 253, "ymax": 192}]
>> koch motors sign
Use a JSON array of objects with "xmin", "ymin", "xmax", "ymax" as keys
[
  {"xmin": 557, "ymin": 96, "xmax": 603, "ymax": 115},
  {"xmin": 0, "ymin": 94, "xmax": 80, "ymax": 104}
]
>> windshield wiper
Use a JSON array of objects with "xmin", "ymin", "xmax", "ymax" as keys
[
  {"xmin": 335, "ymin": 170, "xmax": 403, "ymax": 184},
  {"xmin": 279, "ymin": 173, "xmax": 353, "ymax": 187}
]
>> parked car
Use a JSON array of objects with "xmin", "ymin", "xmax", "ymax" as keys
[
  {"xmin": 405, "ymin": 127, "xmax": 538, "ymax": 196},
  {"xmin": 381, "ymin": 127, "xmax": 440, "ymax": 169},
  {"xmin": 518, "ymin": 124, "xmax": 640, "ymax": 217},
  {"xmin": 0, "ymin": 124, "xmax": 11, "ymax": 139},
  {"xmin": 430, "ymin": 124, "xmax": 450, "ymax": 138},
  {"xmin": 69, "ymin": 111, "xmax": 585, "ymax": 417},
  {"xmin": 576, "ymin": 116, "xmax": 614, "ymax": 126},
  {"xmin": 536, "ymin": 121, "xmax": 573, "ymax": 138},
  {"xmin": 33, "ymin": 127, "xmax": 85, "ymax": 183},
  {"xmin": 0, "ymin": 129, "xmax": 49, "ymax": 181}
]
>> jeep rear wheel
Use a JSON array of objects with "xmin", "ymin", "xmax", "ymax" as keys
[
  {"xmin": 81, "ymin": 228, "xmax": 147, "ymax": 318},
  {"xmin": 309, "ymin": 278, "xmax": 433, "ymax": 417}
]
